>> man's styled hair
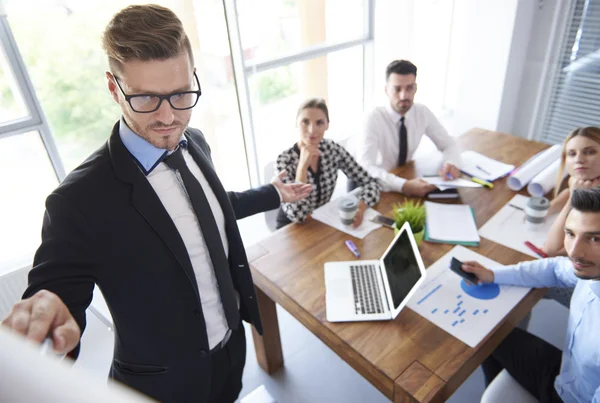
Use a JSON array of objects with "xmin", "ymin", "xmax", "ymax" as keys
[
  {"xmin": 386, "ymin": 60, "xmax": 417, "ymax": 81},
  {"xmin": 102, "ymin": 4, "xmax": 194, "ymax": 74},
  {"xmin": 571, "ymin": 187, "xmax": 600, "ymax": 212},
  {"xmin": 297, "ymin": 98, "xmax": 330, "ymax": 122}
]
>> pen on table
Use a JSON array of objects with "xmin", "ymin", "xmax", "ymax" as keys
[
  {"xmin": 524, "ymin": 241, "xmax": 548, "ymax": 258},
  {"xmin": 475, "ymin": 165, "xmax": 491, "ymax": 175},
  {"xmin": 508, "ymin": 203, "xmax": 524, "ymax": 211},
  {"xmin": 345, "ymin": 240, "xmax": 360, "ymax": 258},
  {"xmin": 460, "ymin": 170, "xmax": 494, "ymax": 189}
]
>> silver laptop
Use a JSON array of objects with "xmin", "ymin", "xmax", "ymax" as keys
[{"xmin": 325, "ymin": 222, "xmax": 427, "ymax": 322}]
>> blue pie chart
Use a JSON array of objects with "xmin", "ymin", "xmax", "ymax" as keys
[{"xmin": 460, "ymin": 280, "xmax": 500, "ymax": 300}]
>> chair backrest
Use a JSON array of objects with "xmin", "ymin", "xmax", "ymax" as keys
[
  {"xmin": 0, "ymin": 266, "xmax": 30, "ymax": 321},
  {"xmin": 263, "ymin": 161, "xmax": 280, "ymax": 232}
]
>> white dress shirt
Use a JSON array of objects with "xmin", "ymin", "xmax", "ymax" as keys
[
  {"xmin": 146, "ymin": 149, "xmax": 231, "ymax": 349},
  {"xmin": 119, "ymin": 119, "xmax": 232, "ymax": 350},
  {"xmin": 356, "ymin": 103, "xmax": 460, "ymax": 192}
]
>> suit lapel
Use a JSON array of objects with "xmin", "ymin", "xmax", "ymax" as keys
[{"xmin": 107, "ymin": 122, "xmax": 201, "ymax": 303}]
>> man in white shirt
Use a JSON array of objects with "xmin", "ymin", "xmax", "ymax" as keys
[{"xmin": 355, "ymin": 60, "xmax": 460, "ymax": 196}]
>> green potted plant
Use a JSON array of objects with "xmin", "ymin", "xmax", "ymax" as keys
[{"xmin": 393, "ymin": 200, "xmax": 426, "ymax": 245}]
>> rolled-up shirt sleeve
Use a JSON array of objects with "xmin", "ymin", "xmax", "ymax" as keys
[{"xmin": 492, "ymin": 257, "xmax": 579, "ymax": 288}]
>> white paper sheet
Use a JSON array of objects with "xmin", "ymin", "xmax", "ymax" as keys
[
  {"xmin": 424, "ymin": 202, "xmax": 480, "ymax": 243},
  {"xmin": 507, "ymin": 145, "xmax": 561, "ymax": 191},
  {"xmin": 478, "ymin": 195, "xmax": 558, "ymax": 257},
  {"xmin": 407, "ymin": 246, "xmax": 531, "ymax": 347},
  {"xmin": 422, "ymin": 177, "xmax": 483, "ymax": 189},
  {"xmin": 0, "ymin": 328, "xmax": 150, "ymax": 402},
  {"xmin": 311, "ymin": 196, "xmax": 382, "ymax": 239},
  {"xmin": 527, "ymin": 159, "xmax": 565, "ymax": 197},
  {"xmin": 460, "ymin": 151, "xmax": 515, "ymax": 181}
]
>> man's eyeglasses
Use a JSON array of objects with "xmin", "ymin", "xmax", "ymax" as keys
[{"xmin": 113, "ymin": 72, "xmax": 202, "ymax": 113}]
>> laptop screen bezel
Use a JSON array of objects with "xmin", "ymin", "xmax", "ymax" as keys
[{"xmin": 378, "ymin": 222, "xmax": 428, "ymax": 319}]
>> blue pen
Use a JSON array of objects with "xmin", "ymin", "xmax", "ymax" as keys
[
  {"xmin": 476, "ymin": 165, "xmax": 491, "ymax": 175},
  {"xmin": 345, "ymin": 240, "xmax": 360, "ymax": 258},
  {"xmin": 446, "ymin": 172, "xmax": 453, "ymax": 180}
]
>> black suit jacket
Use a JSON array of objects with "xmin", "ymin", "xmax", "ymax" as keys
[{"xmin": 24, "ymin": 122, "xmax": 280, "ymax": 402}]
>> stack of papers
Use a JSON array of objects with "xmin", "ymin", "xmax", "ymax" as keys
[
  {"xmin": 478, "ymin": 194, "xmax": 558, "ymax": 258},
  {"xmin": 424, "ymin": 202, "xmax": 480, "ymax": 246},
  {"xmin": 311, "ymin": 195, "xmax": 382, "ymax": 239},
  {"xmin": 422, "ymin": 176, "xmax": 483, "ymax": 191},
  {"xmin": 460, "ymin": 151, "xmax": 515, "ymax": 181}
]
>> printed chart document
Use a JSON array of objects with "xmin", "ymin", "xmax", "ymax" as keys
[
  {"xmin": 460, "ymin": 151, "xmax": 515, "ymax": 181},
  {"xmin": 311, "ymin": 196, "xmax": 382, "ymax": 239},
  {"xmin": 407, "ymin": 246, "xmax": 531, "ymax": 347},
  {"xmin": 424, "ymin": 202, "xmax": 480, "ymax": 244},
  {"xmin": 421, "ymin": 177, "xmax": 483, "ymax": 190},
  {"xmin": 478, "ymin": 194, "xmax": 558, "ymax": 258}
]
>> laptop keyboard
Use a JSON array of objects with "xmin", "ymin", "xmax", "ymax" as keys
[{"xmin": 350, "ymin": 264, "xmax": 384, "ymax": 315}]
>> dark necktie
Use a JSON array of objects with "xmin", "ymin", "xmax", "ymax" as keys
[
  {"xmin": 164, "ymin": 147, "xmax": 240, "ymax": 330},
  {"xmin": 398, "ymin": 116, "xmax": 408, "ymax": 166}
]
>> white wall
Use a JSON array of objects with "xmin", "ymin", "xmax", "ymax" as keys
[
  {"xmin": 447, "ymin": 0, "xmax": 530, "ymax": 135},
  {"xmin": 510, "ymin": 0, "xmax": 568, "ymax": 140},
  {"xmin": 373, "ymin": 0, "xmax": 543, "ymax": 137}
]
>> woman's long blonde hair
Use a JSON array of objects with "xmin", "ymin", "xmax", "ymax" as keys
[{"xmin": 555, "ymin": 127, "xmax": 600, "ymax": 197}]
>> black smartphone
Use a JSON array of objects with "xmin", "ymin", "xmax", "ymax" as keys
[
  {"xmin": 370, "ymin": 214, "xmax": 395, "ymax": 228},
  {"xmin": 449, "ymin": 257, "xmax": 479, "ymax": 285}
]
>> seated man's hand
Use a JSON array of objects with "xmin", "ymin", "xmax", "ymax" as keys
[
  {"xmin": 402, "ymin": 178, "xmax": 437, "ymax": 197},
  {"xmin": 272, "ymin": 170, "xmax": 313, "ymax": 203},
  {"xmin": 1, "ymin": 290, "xmax": 80, "ymax": 354},
  {"xmin": 438, "ymin": 162, "xmax": 461, "ymax": 180},
  {"xmin": 461, "ymin": 261, "xmax": 495, "ymax": 284}
]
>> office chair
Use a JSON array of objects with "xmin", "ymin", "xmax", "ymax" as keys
[{"xmin": 480, "ymin": 369, "xmax": 538, "ymax": 403}]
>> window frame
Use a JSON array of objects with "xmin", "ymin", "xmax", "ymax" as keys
[{"xmin": 223, "ymin": 0, "xmax": 375, "ymax": 186}]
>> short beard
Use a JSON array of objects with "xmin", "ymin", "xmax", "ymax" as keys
[{"xmin": 124, "ymin": 114, "xmax": 189, "ymax": 151}]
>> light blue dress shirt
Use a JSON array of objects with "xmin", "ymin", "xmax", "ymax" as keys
[
  {"xmin": 493, "ymin": 257, "xmax": 600, "ymax": 403},
  {"xmin": 118, "ymin": 117, "xmax": 186, "ymax": 175}
]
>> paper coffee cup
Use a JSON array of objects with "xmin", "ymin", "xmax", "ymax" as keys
[
  {"xmin": 338, "ymin": 196, "xmax": 359, "ymax": 225},
  {"xmin": 525, "ymin": 197, "xmax": 549, "ymax": 231}
]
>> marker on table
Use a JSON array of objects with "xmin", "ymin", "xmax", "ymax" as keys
[
  {"xmin": 460, "ymin": 170, "xmax": 493, "ymax": 189},
  {"xmin": 524, "ymin": 241, "xmax": 548, "ymax": 258},
  {"xmin": 345, "ymin": 240, "xmax": 360, "ymax": 258}
]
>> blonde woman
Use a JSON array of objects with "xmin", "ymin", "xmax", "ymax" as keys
[
  {"xmin": 539, "ymin": 127, "xmax": 600, "ymax": 308},
  {"xmin": 545, "ymin": 127, "xmax": 600, "ymax": 256}
]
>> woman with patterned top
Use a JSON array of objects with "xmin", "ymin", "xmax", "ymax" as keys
[{"xmin": 276, "ymin": 98, "xmax": 381, "ymax": 229}]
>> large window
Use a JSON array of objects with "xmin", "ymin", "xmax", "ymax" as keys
[
  {"xmin": 537, "ymin": 0, "xmax": 600, "ymax": 143},
  {"xmin": 225, "ymin": 0, "xmax": 373, "ymax": 185},
  {"xmin": 5, "ymin": 0, "xmax": 250, "ymax": 190}
]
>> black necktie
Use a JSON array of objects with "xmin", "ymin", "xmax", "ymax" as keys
[
  {"xmin": 164, "ymin": 147, "xmax": 239, "ymax": 330},
  {"xmin": 398, "ymin": 116, "xmax": 408, "ymax": 166}
]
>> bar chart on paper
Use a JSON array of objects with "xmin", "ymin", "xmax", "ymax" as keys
[{"xmin": 407, "ymin": 246, "xmax": 531, "ymax": 347}]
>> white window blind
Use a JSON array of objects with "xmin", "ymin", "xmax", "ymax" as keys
[{"xmin": 540, "ymin": 0, "xmax": 600, "ymax": 144}]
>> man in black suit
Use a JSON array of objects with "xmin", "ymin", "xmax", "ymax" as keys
[{"xmin": 0, "ymin": 4, "xmax": 311, "ymax": 403}]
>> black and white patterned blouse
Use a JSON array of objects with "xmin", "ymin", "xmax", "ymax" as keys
[{"xmin": 276, "ymin": 138, "xmax": 381, "ymax": 227}]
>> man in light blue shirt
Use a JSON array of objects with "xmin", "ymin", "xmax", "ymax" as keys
[{"xmin": 463, "ymin": 187, "xmax": 600, "ymax": 403}]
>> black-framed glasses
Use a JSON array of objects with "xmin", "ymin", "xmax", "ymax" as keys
[{"xmin": 113, "ymin": 72, "xmax": 202, "ymax": 113}]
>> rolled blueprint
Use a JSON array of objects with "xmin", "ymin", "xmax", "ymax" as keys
[
  {"xmin": 527, "ymin": 159, "xmax": 564, "ymax": 197},
  {"xmin": 507, "ymin": 144, "xmax": 562, "ymax": 191}
]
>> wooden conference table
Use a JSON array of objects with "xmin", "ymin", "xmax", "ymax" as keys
[{"xmin": 246, "ymin": 128, "xmax": 550, "ymax": 402}]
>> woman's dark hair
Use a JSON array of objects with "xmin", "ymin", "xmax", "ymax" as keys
[
  {"xmin": 386, "ymin": 60, "xmax": 417, "ymax": 80},
  {"xmin": 296, "ymin": 98, "xmax": 330, "ymax": 122}
]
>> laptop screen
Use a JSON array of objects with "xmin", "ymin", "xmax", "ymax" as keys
[{"xmin": 382, "ymin": 229, "xmax": 423, "ymax": 309}]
